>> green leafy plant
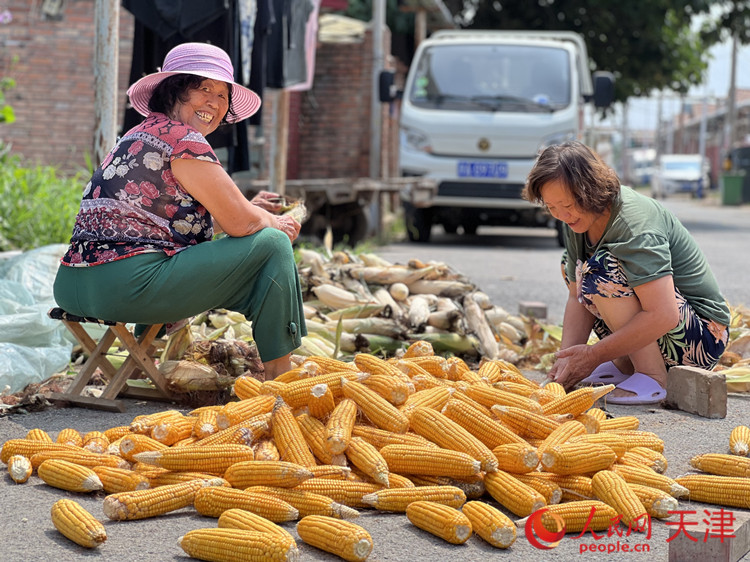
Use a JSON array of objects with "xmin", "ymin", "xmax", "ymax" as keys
[{"xmin": 0, "ymin": 153, "xmax": 83, "ymax": 251}]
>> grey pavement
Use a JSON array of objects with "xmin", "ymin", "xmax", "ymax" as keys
[{"xmin": 2, "ymin": 193, "xmax": 750, "ymax": 561}]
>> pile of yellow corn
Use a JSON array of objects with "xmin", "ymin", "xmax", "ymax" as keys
[{"xmin": 3, "ymin": 346, "xmax": 749, "ymax": 561}]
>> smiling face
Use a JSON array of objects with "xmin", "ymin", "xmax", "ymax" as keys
[
  {"xmin": 541, "ymin": 178, "xmax": 610, "ymax": 240},
  {"xmin": 171, "ymin": 79, "xmax": 229, "ymax": 136}
]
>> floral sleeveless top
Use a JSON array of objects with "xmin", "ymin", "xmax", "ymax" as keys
[{"xmin": 61, "ymin": 113, "xmax": 219, "ymax": 267}]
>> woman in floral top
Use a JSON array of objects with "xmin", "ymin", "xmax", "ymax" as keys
[
  {"xmin": 523, "ymin": 141, "xmax": 730, "ymax": 405},
  {"xmin": 54, "ymin": 43, "xmax": 306, "ymax": 379}
]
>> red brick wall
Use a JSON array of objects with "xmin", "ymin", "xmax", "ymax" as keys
[{"xmin": 0, "ymin": 0, "xmax": 134, "ymax": 169}]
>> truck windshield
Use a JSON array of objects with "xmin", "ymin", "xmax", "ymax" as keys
[{"xmin": 409, "ymin": 44, "xmax": 571, "ymax": 112}]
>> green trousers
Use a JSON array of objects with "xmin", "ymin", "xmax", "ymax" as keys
[{"xmin": 53, "ymin": 228, "xmax": 306, "ymax": 362}]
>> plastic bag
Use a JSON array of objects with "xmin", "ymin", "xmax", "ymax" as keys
[{"xmin": 0, "ymin": 245, "xmax": 74, "ymax": 394}]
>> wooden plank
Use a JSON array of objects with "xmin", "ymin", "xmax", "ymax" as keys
[{"xmin": 48, "ymin": 392, "xmax": 126, "ymax": 413}]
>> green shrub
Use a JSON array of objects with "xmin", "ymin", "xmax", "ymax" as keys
[{"xmin": 0, "ymin": 153, "xmax": 83, "ymax": 251}]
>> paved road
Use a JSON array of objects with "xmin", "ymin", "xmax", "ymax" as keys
[{"xmin": 1, "ymin": 194, "xmax": 749, "ymax": 561}]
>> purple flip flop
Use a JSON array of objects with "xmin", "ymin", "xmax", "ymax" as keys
[
  {"xmin": 606, "ymin": 373, "xmax": 666, "ymax": 405},
  {"xmin": 578, "ymin": 361, "xmax": 631, "ymax": 386}
]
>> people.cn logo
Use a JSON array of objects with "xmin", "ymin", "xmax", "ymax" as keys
[{"xmin": 524, "ymin": 508, "xmax": 567, "ymax": 549}]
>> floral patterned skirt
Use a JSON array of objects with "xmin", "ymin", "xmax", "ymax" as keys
[{"xmin": 562, "ymin": 249, "xmax": 728, "ymax": 370}]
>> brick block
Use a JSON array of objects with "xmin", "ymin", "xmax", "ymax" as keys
[
  {"xmin": 518, "ymin": 301, "xmax": 548, "ymax": 320},
  {"xmin": 664, "ymin": 366, "xmax": 727, "ymax": 419},
  {"xmin": 668, "ymin": 509, "xmax": 750, "ymax": 562}
]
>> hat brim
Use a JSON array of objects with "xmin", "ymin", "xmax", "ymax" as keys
[{"xmin": 126, "ymin": 70, "xmax": 261, "ymax": 124}]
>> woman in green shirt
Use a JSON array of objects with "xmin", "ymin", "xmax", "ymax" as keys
[{"xmin": 523, "ymin": 141, "xmax": 730, "ymax": 404}]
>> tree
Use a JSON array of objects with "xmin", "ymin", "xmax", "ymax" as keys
[{"xmin": 441, "ymin": 0, "xmax": 712, "ymax": 102}]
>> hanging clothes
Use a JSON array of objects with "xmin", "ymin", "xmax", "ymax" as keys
[
  {"xmin": 286, "ymin": 0, "xmax": 320, "ymax": 92},
  {"xmin": 265, "ymin": 0, "xmax": 314, "ymax": 89}
]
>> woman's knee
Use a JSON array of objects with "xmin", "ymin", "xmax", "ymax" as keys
[{"xmin": 251, "ymin": 227, "xmax": 294, "ymax": 260}]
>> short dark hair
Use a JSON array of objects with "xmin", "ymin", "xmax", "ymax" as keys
[
  {"xmin": 147, "ymin": 74, "xmax": 237, "ymax": 125},
  {"xmin": 522, "ymin": 141, "xmax": 620, "ymax": 214}
]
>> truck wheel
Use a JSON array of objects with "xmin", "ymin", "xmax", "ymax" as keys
[{"xmin": 404, "ymin": 204, "xmax": 432, "ymax": 242}]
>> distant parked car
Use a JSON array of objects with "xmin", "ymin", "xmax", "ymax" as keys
[{"xmin": 651, "ymin": 154, "xmax": 710, "ymax": 199}]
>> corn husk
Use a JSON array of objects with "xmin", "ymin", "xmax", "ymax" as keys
[
  {"xmin": 408, "ymin": 279, "xmax": 475, "ymax": 298},
  {"xmin": 463, "ymin": 293, "xmax": 500, "ymax": 359},
  {"xmin": 159, "ymin": 361, "xmax": 235, "ymax": 392}
]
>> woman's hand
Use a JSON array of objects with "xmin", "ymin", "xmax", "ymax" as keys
[
  {"xmin": 549, "ymin": 344, "xmax": 599, "ymax": 390},
  {"xmin": 274, "ymin": 214, "xmax": 301, "ymax": 243},
  {"xmin": 251, "ymin": 191, "xmax": 284, "ymax": 214}
]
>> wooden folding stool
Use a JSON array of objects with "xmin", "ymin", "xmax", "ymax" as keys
[{"xmin": 47, "ymin": 307, "xmax": 174, "ymax": 412}]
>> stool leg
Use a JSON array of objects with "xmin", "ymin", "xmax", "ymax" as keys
[
  {"xmin": 64, "ymin": 327, "xmax": 118, "ymax": 397},
  {"xmin": 62, "ymin": 321, "xmax": 118, "ymax": 381}
]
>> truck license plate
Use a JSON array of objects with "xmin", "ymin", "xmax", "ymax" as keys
[{"xmin": 457, "ymin": 161, "xmax": 509, "ymax": 179}]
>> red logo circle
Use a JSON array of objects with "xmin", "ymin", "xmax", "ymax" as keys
[{"xmin": 525, "ymin": 508, "xmax": 566, "ymax": 549}]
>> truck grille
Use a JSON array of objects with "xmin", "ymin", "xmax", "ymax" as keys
[{"xmin": 437, "ymin": 182, "xmax": 525, "ymax": 199}]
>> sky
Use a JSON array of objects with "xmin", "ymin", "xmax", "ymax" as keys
[{"xmin": 601, "ymin": 39, "xmax": 750, "ymax": 132}]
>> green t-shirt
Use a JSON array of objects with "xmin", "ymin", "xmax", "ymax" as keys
[{"xmin": 563, "ymin": 186, "xmax": 731, "ymax": 326}]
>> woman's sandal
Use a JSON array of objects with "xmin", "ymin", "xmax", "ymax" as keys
[
  {"xmin": 578, "ymin": 361, "xmax": 631, "ymax": 386},
  {"xmin": 605, "ymin": 373, "xmax": 667, "ymax": 405}
]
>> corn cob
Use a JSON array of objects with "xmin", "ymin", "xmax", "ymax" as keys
[
  {"xmin": 133, "ymin": 444, "xmax": 254, "ymax": 474},
  {"xmin": 1, "ymin": 439, "xmax": 78, "ymax": 464},
  {"xmin": 730, "ymin": 425, "xmax": 750, "ymax": 456},
  {"xmin": 351, "ymin": 425, "xmax": 437, "ymax": 450},
  {"xmin": 326, "ymin": 398, "xmax": 358, "ymax": 455},
  {"xmin": 345, "ymin": 436, "xmax": 390, "ymax": 486},
  {"xmin": 341, "ymin": 378, "xmax": 409, "ymax": 434},
  {"xmin": 130, "ymin": 410, "xmax": 183, "ymax": 434},
  {"xmin": 689, "ymin": 453, "xmax": 750, "ymax": 477},
  {"xmin": 178, "ymin": 528, "xmax": 299, "ymax": 562},
  {"xmin": 484, "ymin": 470, "xmax": 546, "ymax": 517},
  {"xmin": 193, "ymin": 408, "xmax": 220, "ymax": 439},
  {"xmin": 361, "ymin": 485, "xmax": 466, "ymax": 511},
  {"xmin": 193, "ymin": 486, "xmax": 299, "ymax": 521},
  {"xmin": 308, "ymin": 465, "xmax": 352, "ymax": 480},
  {"xmin": 295, "ymin": 478, "xmax": 383, "ymax": 508},
  {"xmin": 492, "ymin": 442, "xmax": 540, "ymax": 473},
  {"xmin": 216, "ymin": 395, "xmax": 276, "ymax": 429},
  {"xmin": 584, "ymin": 407, "xmax": 608, "ymax": 421},
  {"xmin": 464, "ymin": 385, "xmax": 544, "ymax": 413},
  {"xmin": 362, "ymin": 373, "xmax": 412, "ymax": 406},
  {"xmin": 388, "ymin": 472, "xmax": 416, "ymax": 488},
  {"xmin": 611, "ymin": 463, "xmax": 689, "ymax": 498},
  {"xmin": 513, "ymin": 473, "xmax": 562, "ymax": 505},
  {"xmin": 37, "ymin": 459, "xmax": 103, "ymax": 492},
  {"xmin": 30, "ymin": 447, "xmax": 130, "ymax": 470},
  {"xmin": 92, "ymin": 465, "xmax": 150, "ymax": 493},
  {"xmin": 409, "ymin": 406, "xmax": 498, "ymax": 472},
  {"xmin": 490, "ymin": 406, "xmax": 562, "ymax": 439},
  {"xmin": 461, "ymin": 500, "xmax": 516, "ymax": 548},
  {"xmin": 26, "ymin": 428, "xmax": 53, "ymax": 442},
  {"xmin": 50, "ymin": 499, "xmax": 107, "ymax": 548},
  {"xmin": 103, "ymin": 477, "xmax": 225, "ymax": 520},
  {"xmin": 192, "ymin": 415, "xmax": 270, "ymax": 448},
  {"xmin": 218, "ymin": 508, "xmax": 295, "ymax": 541},
  {"xmin": 148, "ymin": 471, "xmax": 219, "ymax": 487},
  {"xmin": 79, "ymin": 430, "xmax": 109, "ymax": 454},
  {"xmin": 516, "ymin": 500, "xmax": 619, "ymax": 533},
  {"xmin": 450, "ymin": 390, "xmax": 494, "ymax": 417},
  {"xmin": 406, "ymin": 501, "xmax": 472, "ymax": 544},
  {"xmin": 528, "ymin": 387, "xmax": 559, "ymax": 406},
  {"xmin": 7, "ymin": 454, "xmax": 32, "ymax": 483},
  {"xmin": 379, "ymin": 444, "xmax": 481, "ymax": 478},
  {"xmin": 541, "ymin": 442, "xmax": 617, "ymax": 475},
  {"xmin": 295, "ymin": 413, "xmax": 347, "ymax": 466},
  {"xmin": 591, "ymin": 470, "xmax": 648, "ymax": 528},
  {"xmin": 297, "ymin": 515, "xmax": 373, "ymax": 562},
  {"xmin": 598, "ymin": 416, "xmax": 640, "ymax": 431},
  {"xmin": 275, "ymin": 363, "xmax": 317, "ymax": 384},
  {"xmin": 541, "ymin": 384, "xmax": 615, "ymax": 416},
  {"xmin": 400, "ymin": 355, "xmax": 448, "ymax": 377},
  {"xmin": 573, "ymin": 413, "xmax": 601, "ymax": 434},
  {"xmin": 400, "ymin": 386, "xmax": 454, "ymax": 418},
  {"xmin": 441, "ymin": 398, "xmax": 526, "ymax": 449},
  {"xmin": 104, "ymin": 425, "xmax": 133, "ymax": 442},
  {"xmin": 628, "ymin": 483, "xmax": 679, "ymax": 518},
  {"xmin": 541, "ymin": 381, "xmax": 567, "ymax": 399},
  {"xmin": 119, "ymin": 433, "xmax": 169, "ymax": 462},
  {"xmin": 224, "ymin": 460, "xmax": 313, "ymax": 488},
  {"xmin": 567, "ymin": 432, "xmax": 628, "ymax": 459},
  {"xmin": 151, "ymin": 415, "xmax": 196, "ymax": 446},
  {"xmin": 409, "ymin": 373, "xmax": 449, "ymax": 392},
  {"xmin": 536, "ymin": 420, "xmax": 587, "ymax": 457},
  {"xmin": 605, "ymin": 430, "xmax": 665, "ymax": 452},
  {"xmin": 271, "ymin": 398, "xmax": 317, "ymax": 468},
  {"xmin": 254, "ymin": 438, "xmax": 281, "ymax": 461},
  {"xmin": 403, "ymin": 339, "xmax": 434, "ymax": 358},
  {"xmin": 306, "ymin": 355, "xmax": 359, "ymax": 374},
  {"xmin": 55, "ymin": 428, "xmax": 83, "ymax": 447},
  {"xmin": 535, "ymin": 473, "xmax": 595, "ymax": 501},
  {"xmin": 233, "ymin": 374, "xmax": 264, "ymax": 399},
  {"xmin": 307, "ymin": 383, "xmax": 336, "ymax": 420},
  {"xmin": 246, "ymin": 485, "xmax": 359, "ymax": 519},
  {"xmin": 618, "ymin": 446, "xmax": 668, "ymax": 473},
  {"xmin": 674, "ymin": 474, "xmax": 750, "ymax": 509}
]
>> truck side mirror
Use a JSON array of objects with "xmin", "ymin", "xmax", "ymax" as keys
[
  {"xmin": 379, "ymin": 70, "xmax": 400, "ymax": 102},
  {"xmin": 592, "ymin": 71, "xmax": 615, "ymax": 108}
]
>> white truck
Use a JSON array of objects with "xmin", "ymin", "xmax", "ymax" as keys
[{"xmin": 397, "ymin": 30, "xmax": 614, "ymax": 242}]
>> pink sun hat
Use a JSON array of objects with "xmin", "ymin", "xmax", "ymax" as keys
[{"xmin": 126, "ymin": 42, "xmax": 261, "ymax": 123}]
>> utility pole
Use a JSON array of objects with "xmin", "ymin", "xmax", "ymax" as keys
[
  {"xmin": 93, "ymin": 0, "xmax": 119, "ymax": 165},
  {"xmin": 370, "ymin": 0, "xmax": 385, "ymax": 179},
  {"xmin": 726, "ymin": 32, "xmax": 738, "ymax": 154},
  {"xmin": 621, "ymin": 100, "xmax": 630, "ymax": 185}
]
